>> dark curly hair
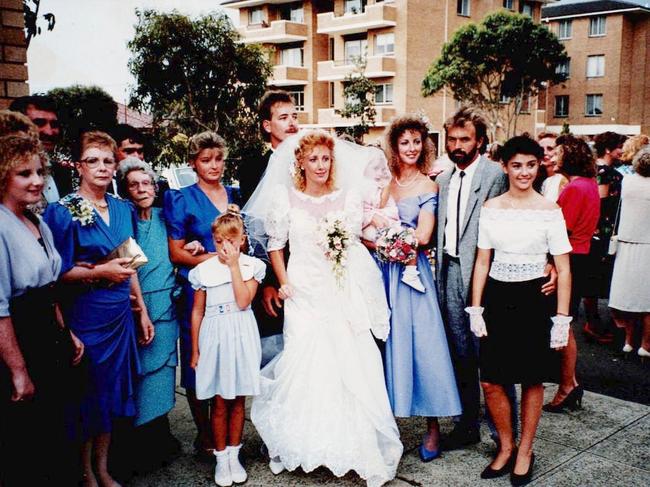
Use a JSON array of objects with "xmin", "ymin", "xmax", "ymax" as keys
[
  {"xmin": 385, "ymin": 116, "xmax": 435, "ymax": 177},
  {"xmin": 556, "ymin": 135, "xmax": 596, "ymax": 178},
  {"xmin": 593, "ymin": 131, "xmax": 627, "ymax": 158},
  {"xmin": 499, "ymin": 134, "xmax": 544, "ymax": 164}
]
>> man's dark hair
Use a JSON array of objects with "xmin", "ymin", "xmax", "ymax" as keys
[
  {"xmin": 444, "ymin": 106, "xmax": 489, "ymax": 154},
  {"xmin": 8, "ymin": 95, "xmax": 58, "ymax": 115},
  {"xmin": 593, "ymin": 131, "xmax": 627, "ymax": 158},
  {"xmin": 111, "ymin": 123, "xmax": 146, "ymax": 146},
  {"xmin": 499, "ymin": 134, "xmax": 544, "ymax": 164},
  {"xmin": 258, "ymin": 90, "xmax": 295, "ymax": 140}
]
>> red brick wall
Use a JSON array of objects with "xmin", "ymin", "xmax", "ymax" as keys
[{"xmin": 0, "ymin": 0, "xmax": 29, "ymax": 108}]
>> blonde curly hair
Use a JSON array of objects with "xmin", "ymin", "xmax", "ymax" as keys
[
  {"xmin": 621, "ymin": 134, "xmax": 649, "ymax": 163},
  {"xmin": 293, "ymin": 131, "xmax": 336, "ymax": 192}
]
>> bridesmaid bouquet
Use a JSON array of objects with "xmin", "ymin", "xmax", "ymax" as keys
[
  {"xmin": 316, "ymin": 212, "xmax": 350, "ymax": 286},
  {"xmin": 375, "ymin": 226, "xmax": 418, "ymax": 263}
]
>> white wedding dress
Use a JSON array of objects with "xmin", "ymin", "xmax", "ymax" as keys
[{"xmin": 251, "ymin": 185, "xmax": 403, "ymax": 487}]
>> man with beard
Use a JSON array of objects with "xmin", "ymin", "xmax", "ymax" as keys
[
  {"xmin": 435, "ymin": 108, "xmax": 508, "ymax": 449},
  {"xmin": 9, "ymin": 96, "xmax": 74, "ymax": 201}
]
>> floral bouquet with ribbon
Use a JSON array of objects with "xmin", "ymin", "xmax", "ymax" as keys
[
  {"xmin": 316, "ymin": 212, "xmax": 350, "ymax": 287},
  {"xmin": 375, "ymin": 226, "xmax": 418, "ymax": 263}
]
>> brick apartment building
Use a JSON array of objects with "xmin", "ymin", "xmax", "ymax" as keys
[
  {"xmin": 225, "ymin": 0, "xmax": 552, "ymax": 147},
  {"xmin": 0, "ymin": 0, "xmax": 29, "ymax": 108},
  {"xmin": 541, "ymin": 0, "xmax": 650, "ymax": 136}
]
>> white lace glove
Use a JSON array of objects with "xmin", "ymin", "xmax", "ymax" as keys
[
  {"xmin": 550, "ymin": 315, "xmax": 572, "ymax": 349},
  {"xmin": 464, "ymin": 306, "xmax": 487, "ymax": 337}
]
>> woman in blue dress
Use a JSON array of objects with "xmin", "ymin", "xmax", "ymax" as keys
[
  {"xmin": 381, "ymin": 116, "xmax": 461, "ymax": 461},
  {"xmin": 163, "ymin": 131, "xmax": 241, "ymax": 457},
  {"xmin": 118, "ymin": 158, "xmax": 182, "ymax": 468},
  {"xmin": 44, "ymin": 131, "xmax": 154, "ymax": 487}
]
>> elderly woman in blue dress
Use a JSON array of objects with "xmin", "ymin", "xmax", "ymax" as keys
[
  {"xmin": 117, "ymin": 157, "xmax": 185, "ymax": 468},
  {"xmin": 0, "ymin": 131, "xmax": 84, "ymax": 486},
  {"xmin": 163, "ymin": 131, "xmax": 241, "ymax": 456},
  {"xmin": 44, "ymin": 131, "xmax": 154, "ymax": 487}
]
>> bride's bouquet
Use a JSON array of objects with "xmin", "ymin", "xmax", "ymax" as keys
[
  {"xmin": 316, "ymin": 212, "xmax": 350, "ymax": 287},
  {"xmin": 375, "ymin": 226, "xmax": 418, "ymax": 263}
]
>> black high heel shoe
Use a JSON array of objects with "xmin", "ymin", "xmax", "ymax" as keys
[
  {"xmin": 542, "ymin": 385, "xmax": 583, "ymax": 413},
  {"xmin": 510, "ymin": 453, "xmax": 535, "ymax": 486},
  {"xmin": 481, "ymin": 448, "xmax": 517, "ymax": 479}
]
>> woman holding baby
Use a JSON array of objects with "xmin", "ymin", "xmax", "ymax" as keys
[{"xmin": 374, "ymin": 116, "xmax": 461, "ymax": 462}]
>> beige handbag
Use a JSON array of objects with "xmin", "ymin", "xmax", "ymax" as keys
[
  {"xmin": 608, "ymin": 200, "xmax": 622, "ymax": 256},
  {"xmin": 104, "ymin": 237, "xmax": 149, "ymax": 269}
]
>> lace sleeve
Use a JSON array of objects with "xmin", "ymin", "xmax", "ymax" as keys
[
  {"xmin": 265, "ymin": 185, "xmax": 290, "ymax": 251},
  {"xmin": 344, "ymin": 189, "xmax": 364, "ymax": 237},
  {"xmin": 477, "ymin": 208, "xmax": 493, "ymax": 250}
]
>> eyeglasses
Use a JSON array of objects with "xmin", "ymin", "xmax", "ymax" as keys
[
  {"xmin": 127, "ymin": 180, "xmax": 154, "ymax": 190},
  {"xmin": 80, "ymin": 157, "xmax": 117, "ymax": 168}
]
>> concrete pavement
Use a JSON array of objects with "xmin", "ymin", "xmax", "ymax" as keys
[{"xmin": 129, "ymin": 385, "xmax": 650, "ymax": 487}]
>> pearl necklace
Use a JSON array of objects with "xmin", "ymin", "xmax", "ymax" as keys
[{"xmin": 395, "ymin": 173, "xmax": 419, "ymax": 188}]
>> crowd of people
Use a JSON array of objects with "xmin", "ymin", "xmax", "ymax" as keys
[{"xmin": 0, "ymin": 90, "xmax": 649, "ymax": 487}]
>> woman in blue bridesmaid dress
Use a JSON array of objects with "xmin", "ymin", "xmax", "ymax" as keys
[{"xmin": 380, "ymin": 116, "xmax": 461, "ymax": 461}]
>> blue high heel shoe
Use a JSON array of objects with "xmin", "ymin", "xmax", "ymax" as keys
[{"xmin": 418, "ymin": 443, "xmax": 441, "ymax": 462}]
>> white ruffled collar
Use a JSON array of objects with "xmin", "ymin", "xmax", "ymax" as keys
[
  {"xmin": 291, "ymin": 186, "xmax": 342, "ymax": 203},
  {"xmin": 194, "ymin": 253, "xmax": 258, "ymax": 287}
]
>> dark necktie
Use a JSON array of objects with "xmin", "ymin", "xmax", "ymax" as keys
[{"xmin": 455, "ymin": 170, "xmax": 466, "ymax": 256}]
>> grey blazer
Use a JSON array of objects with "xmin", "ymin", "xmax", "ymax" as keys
[{"xmin": 435, "ymin": 155, "xmax": 508, "ymax": 303}]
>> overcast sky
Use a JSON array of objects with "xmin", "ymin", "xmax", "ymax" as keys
[{"xmin": 27, "ymin": 0, "xmax": 234, "ymax": 103}]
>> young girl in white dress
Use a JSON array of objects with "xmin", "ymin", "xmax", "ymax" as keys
[{"xmin": 189, "ymin": 205, "xmax": 266, "ymax": 487}]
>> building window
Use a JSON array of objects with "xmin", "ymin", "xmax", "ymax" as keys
[
  {"xmin": 248, "ymin": 7, "xmax": 264, "ymax": 25},
  {"xmin": 344, "ymin": 37, "xmax": 368, "ymax": 63},
  {"xmin": 329, "ymin": 82, "xmax": 335, "ymax": 108},
  {"xmin": 556, "ymin": 58, "xmax": 571, "ymax": 78},
  {"xmin": 287, "ymin": 88, "xmax": 305, "ymax": 111},
  {"xmin": 558, "ymin": 19, "xmax": 572, "ymax": 39},
  {"xmin": 457, "ymin": 0, "xmax": 470, "ymax": 16},
  {"xmin": 589, "ymin": 16, "xmax": 606, "ymax": 37},
  {"xmin": 503, "ymin": 0, "xmax": 514, "ymax": 10},
  {"xmin": 375, "ymin": 83, "xmax": 393, "ymax": 105},
  {"xmin": 520, "ymin": 93, "xmax": 531, "ymax": 113},
  {"xmin": 345, "ymin": 0, "xmax": 367, "ymax": 15},
  {"xmin": 586, "ymin": 55, "xmax": 605, "ymax": 78},
  {"xmin": 520, "ymin": 2, "xmax": 533, "ymax": 16},
  {"xmin": 499, "ymin": 92, "xmax": 511, "ymax": 104},
  {"xmin": 555, "ymin": 95, "xmax": 569, "ymax": 117},
  {"xmin": 375, "ymin": 33, "xmax": 395, "ymax": 55},
  {"xmin": 585, "ymin": 94, "xmax": 603, "ymax": 116},
  {"xmin": 280, "ymin": 46, "xmax": 304, "ymax": 67},
  {"xmin": 329, "ymin": 38, "xmax": 335, "ymax": 61},
  {"xmin": 279, "ymin": 2, "xmax": 304, "ymax": 23}
]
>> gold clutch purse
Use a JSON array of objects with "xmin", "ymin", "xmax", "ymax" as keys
[{"xmin": 104, "ymin": 237, "xmax": 149, "ymax": 270}]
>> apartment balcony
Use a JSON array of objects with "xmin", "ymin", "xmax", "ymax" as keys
[
  {"xmin": 269, "ymin": 65, "xmax": 309, "ymax": 87},
  {"xmin": 317, "ymin": 2, "xmax": 397, "ymax": 35},
  {"xmin": 225, "ymin": 1, "xmax": 298, "ymax": 8},
  {"xmin": 317, "ymin": 106, "xmax": 396, "ymax": 127},
  {"xmin": 238, "ymin": 20, "xmax": 308, "ymax": 44},
  {"xmin": 317, "ymin": 55, "xmax": 396, "ymax": 81}
]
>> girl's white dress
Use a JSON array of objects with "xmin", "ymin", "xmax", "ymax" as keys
[
  {"xmin": 188, "ymin": 254, "xmax": 266, "ymax": 400},
  {"xmin": 251, "ymin": 186, "xmax": 403, "ymax": 487}
]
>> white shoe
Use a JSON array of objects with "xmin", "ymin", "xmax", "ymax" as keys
[
  {"xmin": 638, "ymin": 347, "xmax": 650, "ymax": 360},
  {"xmin": 622, "ymin": 343, "xmax": 634, "ymax": 353},
  {"xmin": 269, "ymin": 456, "xmax": 285, "ymax": 475},
  {"xmin": 213, "ymin": 449, "xmax": 232, "ymax": 487},
  {"xmin": 227, "ymin": 444, "xmax": 247, "ymax": 484},
  {"xmin": 401, "ymin": 266, "xmax": 425, "ymax": 293}
]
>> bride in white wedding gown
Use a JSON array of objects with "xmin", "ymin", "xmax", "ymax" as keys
[{"xmin": 249, "ymin": 131, "xmax": 403, "ymax": 486}]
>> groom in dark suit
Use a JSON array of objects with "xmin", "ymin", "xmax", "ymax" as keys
[{"xmin": 239, "ymin": 90, "xmax": 299, "ymax": 341}]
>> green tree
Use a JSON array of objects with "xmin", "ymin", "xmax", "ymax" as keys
[
  {"xmin": 422, "ymin": 11, "xmax": 567, "ymax": 140},
  {"xmin": 23, "ymin": 0, "xmax": 55, "ymax": 47},
  {"xmin": 127, "ymin": 9, "xmax": 272, "ymax": 180},
  {"xmin": 46, "ymin": 84, "xmax": 118, "ymax": 158},
  {"xmin": 335, "ymin": 57, "xmax": 377, "ymax": 143}
]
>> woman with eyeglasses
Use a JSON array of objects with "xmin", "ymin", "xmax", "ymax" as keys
[{"xmin": 44, "ymin": 131, "xmax": 155, "ymax": 487}]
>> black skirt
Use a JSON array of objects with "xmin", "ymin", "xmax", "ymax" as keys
[{"xmin": 480, "ymin": 277, "xmax": 558, "ymax": 385}]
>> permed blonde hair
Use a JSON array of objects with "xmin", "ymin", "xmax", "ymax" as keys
[
  {"xmin": 385, "ymin": 115, "xmax": 435, "ymax": 177},
  {"xmin": 188, "ymin": 131, "xmax": 228, "ymax": 163},
  {"xmin": 0, "ymin": 134, "xmax": 46, "ymax": 197},
  {"xmin": 211, "ymin": 204, "xmax": 246, "ymax": 247},
  {"xmin": 621, "ymin": 134, "xmax": 650, "ymax": 163},
  {"xmin": 293, "ymin": 131, "xmax": 336, "ymax": 192}
]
